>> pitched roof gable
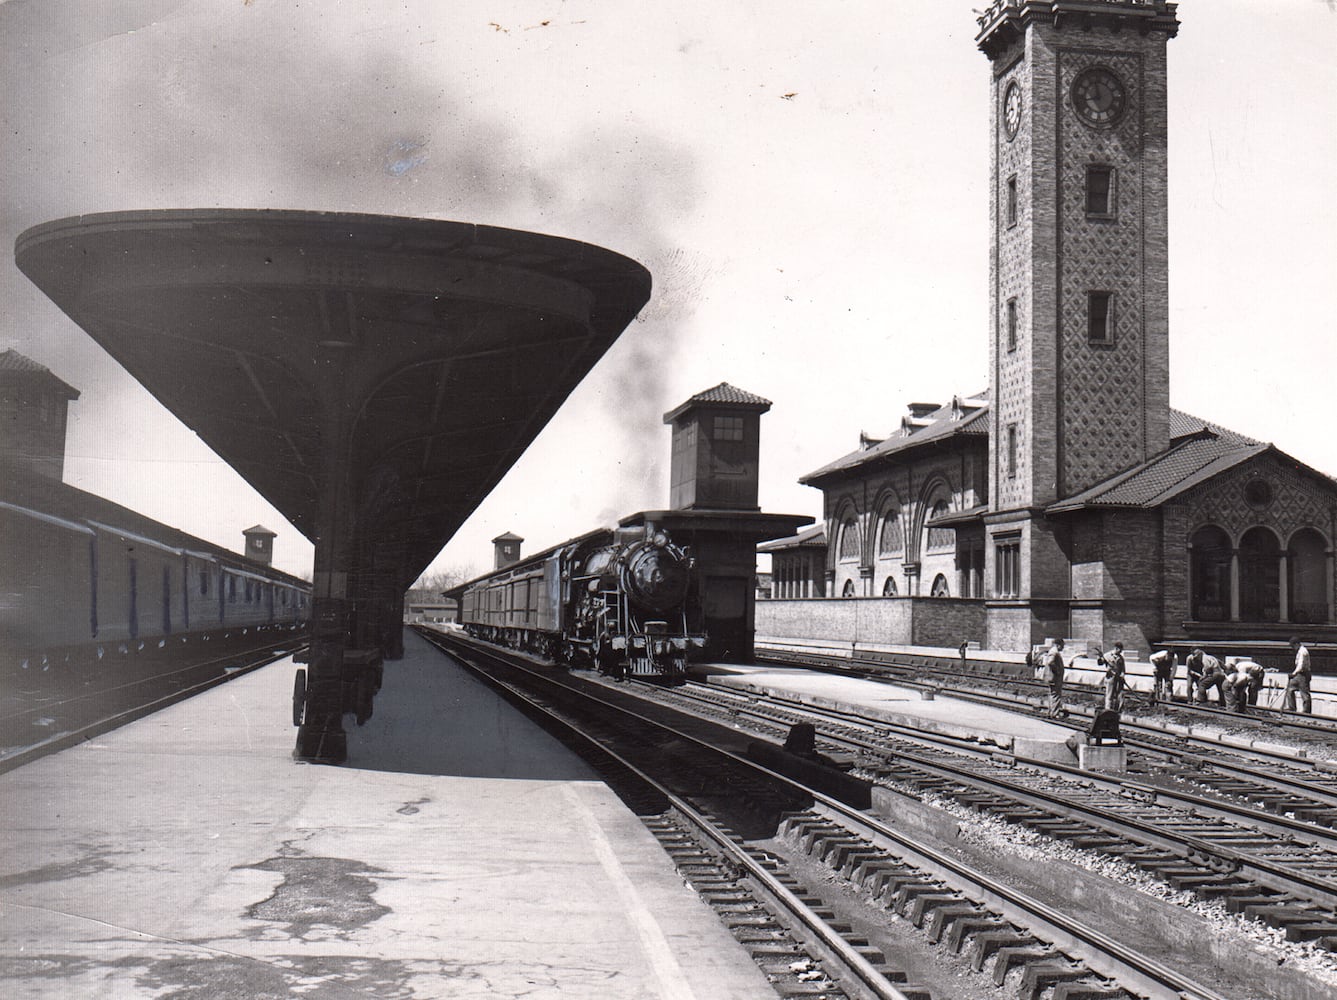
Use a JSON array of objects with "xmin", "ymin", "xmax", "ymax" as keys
[{"xmin": 801, "ymin": 392, "xmax": 988, "ymax": 485}]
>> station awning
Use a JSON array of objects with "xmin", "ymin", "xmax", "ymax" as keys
[{"xmin": 17, "ymin": 210, "xmax": 651, "ymax": 585}]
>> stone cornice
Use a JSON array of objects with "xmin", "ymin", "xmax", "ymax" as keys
[{"xmin": 976, "ymin": 1, "xmax": 1180, "ymax": 60}]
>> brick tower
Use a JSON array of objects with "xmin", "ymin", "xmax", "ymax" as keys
[{"xmin": 976, "ymin": 1, "xmax": 1180, "ymax": 646}]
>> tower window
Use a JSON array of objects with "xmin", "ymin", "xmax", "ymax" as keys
[
  {"xmin": 1006, "ymin": 297, "xmax": 1018, "ymax": 351},
  {"xmin": 1006, "ymin": 424, "xmax": 1018, "ymax": 478},
  {"xmin": 712, "ymin": 415, "xmax": 744, "ymax": 441},
  {"xmin": 1085, "ymin": 165, "xmax": 1114, "ymax": 216},
  {"xmin": 1006, "ymin": 175, "xmax": 1018, "ymax": 227},
  {"xmin": 1088, "ymin": 291, "xmax": 1114, "ymax": 344}
]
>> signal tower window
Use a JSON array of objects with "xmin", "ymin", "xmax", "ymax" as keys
[
  {"xmin": 1085, "ymin": 165, "xmax": 1115, "ymax": 217},
  {"xmin": 1088, "ymin": 291, "xmax": 1115, "ymax": 344},
  {"xmin": 712, "ymin": 415, "xmax": 744, "ymax": 441}
]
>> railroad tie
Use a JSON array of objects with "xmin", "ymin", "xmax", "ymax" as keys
[
  {"xmin": 989, "ymin": 944, "xmax": 1061, "ymax": 986},
  {"xmin": 1222, "ymin": 890, "xmax": 1288, "ymax": 915},
  {"xmin": 943, "ymin": 915, "xmax": 1011, "ymax": 954},
  {"xmin": 967, "ymin": 930, "xmax": 1035, "ymax": 972},
  {"xmin": 906, "ymin": 891, "xmax": 966, "ymax": 928},
  {"xmin": 1017, "ymin": 963, "xmax": 1101, "ymax": 1000},
  {"xmin": 922, "ymin": 902, "xmax": 984, "ymax": 944},
  {"xmin": 889, "ymin": 880, "xmax": 950, "ymax": 917},
  {"xmin": 1049, "ymin": 981, "xmax": 1134, "ymax": 1000}
]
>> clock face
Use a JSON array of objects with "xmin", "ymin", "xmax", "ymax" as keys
[
  {"xmin": 1003, "ymin": 83, "xmax": 1021, "ymax": 140},
  {"xmin": 1071, "ymin": 67, "xmax": 1127, "ymax": 127}
]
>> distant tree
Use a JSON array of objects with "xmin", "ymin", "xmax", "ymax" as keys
[{"xmin": 404, "ymin": 565, "xmax": 478, "ymax": 607}]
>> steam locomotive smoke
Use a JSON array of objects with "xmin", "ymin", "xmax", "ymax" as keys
[{"xmin": 3, "ymin": 3, "xmax": 705, "ymax": 534}]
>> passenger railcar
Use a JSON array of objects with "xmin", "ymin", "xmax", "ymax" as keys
[
  {"xmin": 456, "ymin": 523, "xmax": 706, "ymax": 681},
  {"xmin": 0, "ymin": 492, "xmax": 309, "ymax": 664}
]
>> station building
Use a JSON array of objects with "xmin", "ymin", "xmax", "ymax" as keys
[{"xmin": 760, "ymin": 1, "xmax": 1337, "ymax": 663}]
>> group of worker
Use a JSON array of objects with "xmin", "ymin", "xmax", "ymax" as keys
[{"xmin": 1032, "ymin": 636, "xmax": 1315, "ymax": 718}]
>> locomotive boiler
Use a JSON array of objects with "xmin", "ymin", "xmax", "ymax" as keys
[{"xmin": 453, "ymin": 522, "xmax": 706, "ymax": 681}]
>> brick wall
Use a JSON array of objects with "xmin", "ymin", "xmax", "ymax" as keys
[
  {"xmin": 757, "ymin": 597, "xmax": 986, "ymax": 650},
  {"xmin": 819, "ymin": 441, "xmax": 987, "ymax": 598}
]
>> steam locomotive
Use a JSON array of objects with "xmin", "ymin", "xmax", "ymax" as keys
[{"xmin": 453, "ymin": 523, "xmax": 706, "ymax": 681}]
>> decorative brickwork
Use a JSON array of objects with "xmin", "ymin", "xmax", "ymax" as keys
[
  {"xmin": 993, "ymin": 49, "xmax": 1034, "ymax": 512},
  {"xmin": 1055, "ymin": 47, "xmax": 1152, "ymax": 494},
  {"xmin": 1181, "ymin": 457, "xmax": 1336, "ymax": 543}
]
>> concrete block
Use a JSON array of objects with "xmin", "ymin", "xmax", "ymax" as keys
[
  {"xmin": 1077, "ymin": 743, "xmax": 1127, "ymax": 773},
  {"xmin": 870, "ymin": 785, "xmax": 961, "ymax": 844},
  {"xmin": 1013, "ymin": 737, "xmax": 1078, "ymax": 764}
]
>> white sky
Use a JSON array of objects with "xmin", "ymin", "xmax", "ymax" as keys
[{"xmin": 2, "ymin": 0, "xmax": 1334, "ymax": 583}]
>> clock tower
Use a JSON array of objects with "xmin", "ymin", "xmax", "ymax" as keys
[{"xmin": 976, "ymin": 1, "xmax": 1180, "ymax": 646}]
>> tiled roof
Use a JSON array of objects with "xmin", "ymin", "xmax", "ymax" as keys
[
  {"xmin": 801, "ymin": 391, "xmax": 989, "ymax": 485},
  {"xmin": 0, "ymin": 349, "xmax": 50, "ymax": 373},
  {"xmin": 683, "ymin": 382, "xmax": 773, "ymax": 407},
  {"xmin": 1168, "ymin": 409, "xmax": 1259, "ymax": 447},
  {"xmin": 0, "ymin": 349, "xmax": 80, "ymax": 398},
  {"xmin": 756, "ymin": 523, "xmax": 826, "ymax": 553},
  {"xmin": 1048, "ymin": 408, "xmax": 1328, "ymax": 513},
  {"xmin": 800, "ymin": 396, "xmax": 1316, "ymax": 510},
  {"xmin": 664, "ymin": 383, "xmax": 773, "ymax": 423}
]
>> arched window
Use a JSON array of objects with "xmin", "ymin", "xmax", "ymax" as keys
[
  {"xmin": 841, "ymin": 579, "xmax": 856, "ymax": 597},
  {"xmin": 1289, "ymin": 528, "xmax": 1329, "ymax": 624},
  {"xmin": 1239, "ymin": 527, "xmax": 1280, "ymax": 622},
  {"xmin": 882, "ymin": 576, "xmax": 898, "ymax": 597},
  {"xmin": 1189, "ymin": 525, "xmax": 1231, "ymax": 621},
  {"xmin": 878, "ymin": 511, "xmax": 903, "ymax": 555},
  {"xmin": 838, "ymin": 518, "xmax": 860, "ymax": 561},
  {"xmin": 926, "ymin": 499, "xmax": 954, "ymax": 550},
  {"xmin": 930, "ymin": 574, "xmax": 950, "ymax": 598}
]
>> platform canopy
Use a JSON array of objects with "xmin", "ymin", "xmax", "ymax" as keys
[{"xmin": 16, "ymin": 210, "xmax": 651, "ymax": 585}]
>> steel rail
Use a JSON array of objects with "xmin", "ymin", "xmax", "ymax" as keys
[
  {"xmin": 670, "ymin": 678, "xmax": 1337, "ymax": 851},
  {"xmin": 425, "ymin": 629, "xmax": 1230, "ymax": 1000},
  {"xmin": 417, "ymin": 632, "xmax": 912, "ymax": 1000},
  {"xmin": 760, "ymin": 648, "xmax": 1337, "ymax": 736},
  {"xmin": 0, "ymin": 642, "xmax": 306, "ymax": 775},
  {"xmin": 657, "ymin": 678, "xmax": 1337, "ymax": 910},
  {"xmin": 760, "ymin": 650, "xmax": 1337, "ymax": 787},
  {"xmin": 0, "ymin": 633, "xmax": 305, "ymax": 725}
]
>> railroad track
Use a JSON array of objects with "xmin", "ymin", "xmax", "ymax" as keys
[
  {"xmin": 636, "ymin": 678, "xmax": 1337, "ymax": 952},
  {"xmin": 759, "ymin": 648, "xmax": 1337, "ymax": 740},
  {"xmin": 417, "ymin": 627, "xmax": 1232, "ymax": 1000},
  {"xmin": 758, "ymin": 649, "xmax": 1337, "ymax": 822},
  {"xmin": 0, "ymin": 635, "xmax": 306, "ymax": 773}
]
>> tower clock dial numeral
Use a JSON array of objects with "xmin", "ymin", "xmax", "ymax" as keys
[
  {"xmin": 1071, "ymin": 67, "xmax": 1127, "ymax": 127},
  {"xmin": 1003, "ymin": 82, "xmax": 1022, "ymax": 140}
]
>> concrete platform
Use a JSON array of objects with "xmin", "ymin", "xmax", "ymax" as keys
[
  {"xmin": 0, "ymin": 630, "xmax": 773, "ymax": 999},
  {"xmin": 697, "ymin": 663, "xmax": 1078, "ymax": 763}
]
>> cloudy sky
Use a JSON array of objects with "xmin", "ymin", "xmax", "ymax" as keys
[{"xmin": 2, "ymin": 0, "xmax": 1334, "ymax": 582}]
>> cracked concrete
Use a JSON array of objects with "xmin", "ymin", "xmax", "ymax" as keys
[{"xmin": 0, "ymin": 634, "xmax": 773, "ymax": 998}]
